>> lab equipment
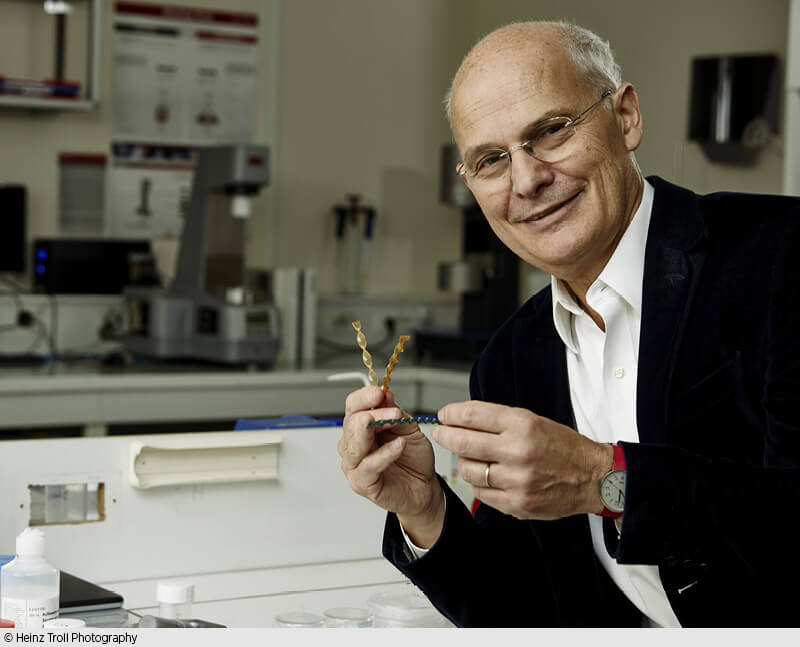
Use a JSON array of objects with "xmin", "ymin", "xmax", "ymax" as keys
[
  {"xmin": 382, "ymin": 334, "xmax": 411, "ymax": 391},
  {"xmin": 124, "ymin": 144, "xmax": 281, "ymax": 364},
  {"xmin": 351, "ymin": 319, "xmax": 379, "ymax": 386},
  {"xmin": 689, "ymin": 55, "xmax": 780, "ymax": 163},
  {"xmin": 0, "ymin": 528, "xmax": 60, "ymax": 629},
  {"xmin": 32, "ymin": 238, "xmax": 152, "ymax": 295},
  {"xmin": 136, "ymin": 615, "xmax": 225, "ymax": 628},
  {"xmin": 156, "ymin": 581, "xmax": 194, "ymax": 620},
  {"xmin": 322, "ymin": 607, "xmax": 373, "ymax": 628},
  {"xmin": 367, "ymin": 416, "xmax": 440, "ymax": 428},
  {"xmin": 351, "ymin": 319, "xmax": 411, "ymax": 389},
  {"xmin": 415, "ymin": 145, "xmax": 519, "ymax": 363},
  {"xmin": 271, "ymin": 267, "xmax": 318, "ymax": 369},
  {"xmin": 273, "ymin": 611, "xmax": 325, "ymax": 628},
  {"xmin": 0, "ymin": 555, "xmax": 12, "ymax": 620},
  {"xmin": 59, "ymin": 571, "xmax": 123, "ymax": 613},
  {"xmin": 333, "ymin": 194, "xmax": 376, "ymax": 294},
  {"xmin": 367, "ymin": 584, "xmax": 453, "ymax": 627},
  {"xmin": 0, "ymin": 184, "xmax": 25, "ymax": 274},
  {"xmin": 44, "ymin": 617, "xmax": 86, "ymax": 628}
]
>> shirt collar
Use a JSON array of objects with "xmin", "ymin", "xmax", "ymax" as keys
[{"xmin": 551, "ymin": 179, "xmax": 654, "ymax": 353}]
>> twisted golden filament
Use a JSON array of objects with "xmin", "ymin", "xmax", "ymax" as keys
[
  {"xmin": 352, "ymin": 320, "xmax": 379, "ymax": 386},
  {"xmin": 382, "ymin": 335, "xmax": 410, "ymax": 391}
]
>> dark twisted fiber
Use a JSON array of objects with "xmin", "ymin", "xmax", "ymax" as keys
[{"xmin": 367, "ymin": 416, "xmax": 440, "ymax": 428}]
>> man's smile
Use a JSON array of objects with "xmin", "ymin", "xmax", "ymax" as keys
[{"xmin": 516, "ymin": 188, "xmax": 583, "ymax": 224}]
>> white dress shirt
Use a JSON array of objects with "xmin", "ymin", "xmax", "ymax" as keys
[
  {"xmin": 403, "ymin": 180, "xmax": 680, "ymax": 627},
  {"xmin": 550, "ymin": 179, "xmax": 679, "ymax": 627}
]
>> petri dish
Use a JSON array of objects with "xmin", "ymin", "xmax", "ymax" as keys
[
  {"xmin": 273, "ymin": 611, "xmax": 325, "ymax": 628},
  {"xmin": 323, "ymin": 607, "xmax": 374, "ymax": 628}
]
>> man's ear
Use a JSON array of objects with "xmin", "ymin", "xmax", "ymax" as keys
[{"xmin": 614, "ymin": 83, "xmax": 643, "ymax": 152}]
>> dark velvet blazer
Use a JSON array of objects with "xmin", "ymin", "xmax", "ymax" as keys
[{"xmin": 383, "ymin": 176, "xmax": 800, "ymax": 627}]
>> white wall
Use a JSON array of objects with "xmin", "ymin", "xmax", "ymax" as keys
[
  {"xmin": 469, "ymin": 0, "xmax": 789, "ymax": 195},
  {"xmin": 272, "ymin": 0, "xmax": 471, "ymax": 296},
  {"xmin": 0, "ymin": 0, "xmax": 792, "ymax": 303}
]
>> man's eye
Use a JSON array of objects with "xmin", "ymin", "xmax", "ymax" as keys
[
  {"xmin": 476, "ymin": 153, "xmax": 504, "ymax": 170},
  {"xmin": 534, "ymin": 120, "xmax": 569, "ymax": 140}
]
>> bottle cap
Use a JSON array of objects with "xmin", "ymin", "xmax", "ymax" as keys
[
  {"xmin": 156, "ymin": 581, "xmax": 194, "ymax": 604},
  {"xmin": 16, "ymin": 527, "xmax": 45, "ymax": 557}
]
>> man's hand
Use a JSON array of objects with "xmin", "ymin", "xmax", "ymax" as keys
[
  {"xmin": 434, "ymin": 400, "xmax": 612, "ymax": 520},
  {"xmin": 339, "ymin": 386, "xmax": 444, "ymax": 547}
]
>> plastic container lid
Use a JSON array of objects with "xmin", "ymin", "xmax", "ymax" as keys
[
  {"xmin": 156, "ymin": 581, "xmax": 195, "ymax": 604},
  {"xmin": 16, "ymin": 528, "xmax": 45, "ymax": 557},
  {"xmin": 45, "ymin": 618, "xmax": 87, "ymax": 629}
]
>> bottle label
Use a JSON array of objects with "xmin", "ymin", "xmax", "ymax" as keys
[{"xmin": 0, "ymin": 597, "xmax": 58, "ymax": 629}]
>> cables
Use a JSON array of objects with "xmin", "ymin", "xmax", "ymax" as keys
[{"xmin": 0, "ymin": 278, "xmax": 58, "ymax": 360}]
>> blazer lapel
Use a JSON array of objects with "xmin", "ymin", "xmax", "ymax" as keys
[{"xmin": 637, "ymin": 177, "xmax": 709, "ymax": 444}]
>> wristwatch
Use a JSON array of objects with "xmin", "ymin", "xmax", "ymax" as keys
[{"xmin": 598, "ymin": 443, "xmax": 626, "ymax": 519}]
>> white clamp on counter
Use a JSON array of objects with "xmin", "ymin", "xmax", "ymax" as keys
[{"xmin": 128, "ymin": 430, "xmax": 281, "ymax": 489}]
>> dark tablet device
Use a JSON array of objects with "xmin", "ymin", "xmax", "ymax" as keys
[{"xmin": 59, "ymin": 571, "xmax": 124, "ymax": 613}]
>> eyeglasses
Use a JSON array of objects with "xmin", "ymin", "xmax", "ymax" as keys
[{"xmin": 456, "ymin": 89, "xmax": 613, "ymax": 184}]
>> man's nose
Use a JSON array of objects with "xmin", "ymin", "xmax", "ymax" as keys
[{"xmin": 509, "ymin": 151, "xmax": 554, "ymax": 198}]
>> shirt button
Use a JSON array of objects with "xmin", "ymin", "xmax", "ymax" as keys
[{"xmin": 613, "ymin": 367, "xmax": 625, "ymax": 379}]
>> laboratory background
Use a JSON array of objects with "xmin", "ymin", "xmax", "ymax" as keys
[{"xmin": 0, "ymin": 0, "xmax": 796, "ymax": 630}]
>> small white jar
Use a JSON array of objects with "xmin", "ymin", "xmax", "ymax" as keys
[{"xmin": 156, "ymin": 581, "xmax": 194, "ymax": 620}]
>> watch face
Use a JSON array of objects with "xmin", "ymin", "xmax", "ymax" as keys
[{"xmin": 600, "ymin": 470, "xmax": 626, "ymax": 513}]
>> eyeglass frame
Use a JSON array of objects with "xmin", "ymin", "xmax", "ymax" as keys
[{"xmin": 455, "ymin": 88, "xmax": 614, "ymax": 181}]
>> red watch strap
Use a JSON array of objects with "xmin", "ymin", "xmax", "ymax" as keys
[{"xmin": 611, "ymin": 443, "xmax": 626, "ymax": 471}]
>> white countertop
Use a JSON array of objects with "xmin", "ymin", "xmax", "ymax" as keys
[{"xmin": 0, "ymin": 364, "xmax": 470, "ymax": 432}]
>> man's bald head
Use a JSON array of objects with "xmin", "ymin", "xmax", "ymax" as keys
[{"xmin": 445, "ymin": 21, "xmax": 622, "ymax": 131}]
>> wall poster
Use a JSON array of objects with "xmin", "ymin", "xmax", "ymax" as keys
[{"xmin": 108, "ymin": 1, "xmax": 260, "ymax": 239}]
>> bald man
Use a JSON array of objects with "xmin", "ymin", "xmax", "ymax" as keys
[{"xmin": 338, "ymin": 21, "xmax": 800, "ymax": 627}]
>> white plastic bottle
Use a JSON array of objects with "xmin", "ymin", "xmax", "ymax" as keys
[{"xmin": 0, "ymin": 528, "xmax": 60, "ymax": 629}]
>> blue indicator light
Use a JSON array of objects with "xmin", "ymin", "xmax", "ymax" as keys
[
  {"xmin": 35, "ymin": 248, "xmax": 48, "ymax": 261},
  {"xmin": 35, "ymin": 264, "xmax": 46, "ymax": 275}
]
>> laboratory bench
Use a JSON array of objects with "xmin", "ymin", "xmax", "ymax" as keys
[
  {"xmin": 0, "ymin": 350, "xmax": 471, "ymax": 627},
  {"xmin": 0, "ymin": 421, "xmax": 468, "ymax": 628},
  {"xmin": 0, "ymin": 360, "xmax": 470, "ymax": 437}
]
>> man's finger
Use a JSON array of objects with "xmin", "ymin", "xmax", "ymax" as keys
[
  {"xmin": 347, "ymin": 437, "xmax": 405, "ymax": 494},
  {"xmin": 340, "ymin": 407, "xmax": 404, "ymax": 469},
  {"xmin": 345, "ymin": 385, "xmax": 386, "ymax": 415},
  {"xmin": 437, "ymin": 400, "xmax": 527, "ymax": 434},
  {"xmin": 458, "ymin": 456, "xmax": 505, "ymax": 490},
  {"xmin": 433, "ymin": 424, "xmax": 497, "ymax": 462}
]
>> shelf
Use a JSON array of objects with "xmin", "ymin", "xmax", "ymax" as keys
[
  {"xmin": 0, "ymin": 0, "xmax": 101, "ymax": 111},
  {"xmin": 0, "ymin": 95, "xmax": 96, "ymax": 111}
]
